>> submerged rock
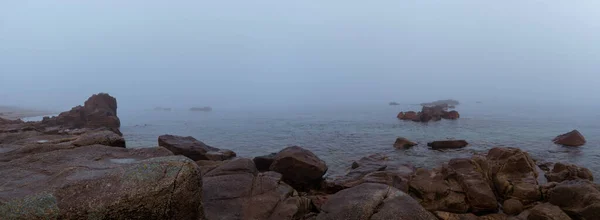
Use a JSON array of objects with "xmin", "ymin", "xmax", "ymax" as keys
[
  {"xmin": 316, "ymin": 183, "xmax": 436, "ymax": 220},
  {"xmin": 394, "ymin": 137, "xmax": 417, "ymax": 149},
  {"xmin": 270, "ymin": 146, "xmax": 327, "ymax": 191},
  {"xmin": 158, "ymin": 134, "xmax": 236, "ymax": 161},
  {"xmin": 427, "ymin": 140, "xmax": 469, "ymax": 150},
  {"xmin": 553, "ymin": 130, "xmax": 586, "ymax": 147},
  {"xmin": 326, "ymin": 153, "xmax": 414, "ymax": 193}
]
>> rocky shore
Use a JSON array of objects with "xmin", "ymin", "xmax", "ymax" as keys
[{"xmin": 1, "ymin": 93, "xmax": 597, "ymax": 219}]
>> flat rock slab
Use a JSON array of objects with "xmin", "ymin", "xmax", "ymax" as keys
[
  {"xmin": 0, "ymin": 145, "xmax": 205, "ymax": 219},
  {"xmin": 158, "ymin": 134, "xmax": 236, "ymax": 161},
  {"xmin": 317, "ymin": 183, "xmax": 436, "ymax": 220}
]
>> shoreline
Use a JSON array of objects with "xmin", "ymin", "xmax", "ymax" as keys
[{"xmin": 0, "ymin": 106, "xmax": 53, "ymax": 120}]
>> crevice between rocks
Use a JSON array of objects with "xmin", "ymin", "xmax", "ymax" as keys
[{"xmin": 163, "ymin": 163, "xmax": 184, "ymax": 219}]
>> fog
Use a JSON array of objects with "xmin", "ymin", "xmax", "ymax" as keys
[{"xmin": 1, "ymin": 1, "xmax": 599, "ymax": 111}]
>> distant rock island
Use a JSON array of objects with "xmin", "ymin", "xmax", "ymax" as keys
[
  {"xmin": 190, "ymin": 106, "xmax": 212, "ymax": 112},
  {"xmin": 389, "ymin": 102, "xmax": 399, "ymax": 106},
  {"xmin": 420, "ymin": 99, "xmax": 459, "ymax": 107},
  {"xmin": 154, "ymin": 107, "xmax": 172, "ymax": 111}
]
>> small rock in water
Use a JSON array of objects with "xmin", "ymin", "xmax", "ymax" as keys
[
  {"xmin": 427, "ymin": 140, "xmax": 468, "ymax": 150},
  {"xmin": 394, "ymin": 137, "xmax": 417, "ymax": 149},
  {"xmin": 553, "ymin": 129, "xmax": 586, "ymax": 147}
]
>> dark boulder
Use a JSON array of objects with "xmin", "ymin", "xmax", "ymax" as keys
[
  {"xmin": 427, "ymin": 140, "xmax": 469, "ymax": 150},
  {"xmin": 502, "ymin": 199, "xmax": 523, "ymax": 216},
  {"xmin": 552, "ymin": 130, "xmax": 586, "ymax": 147},
  {"xmin": 394, "ymin": 137, "xmax": 417, "ymax": 149},
  {"xmin": 547, "ymin": 180, "xmax": 600, "ymax": 219},
  {"xmin": 158, "ymin": 134, "xmax": 236, "ymax": 161},
  {"xmin": 270, "ymin": 146, "xmax": 327, "ymax": 191},
  {"xmin": 316, "ymin": 183, "xmax": 436, "ymax": 220},
  {"xmin": 253, "ymin": 153, "xmax": 277, "ymax": 171},
  {"xmin": 528, "ymin": 203, "xmax": 572, "ymax": 220}
]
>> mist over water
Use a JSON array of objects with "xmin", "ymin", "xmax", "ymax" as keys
[{"xmin": 2, "ymin": 1, "xmax": 600, "ymax": 179}]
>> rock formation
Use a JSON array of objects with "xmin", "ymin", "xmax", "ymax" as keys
[{"xmin": 397, "ymin": 105, "xmax": 460, "ymax": 122}]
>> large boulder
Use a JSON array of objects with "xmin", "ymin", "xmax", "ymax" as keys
[
  {"xmin": 485, "ymin": 147, "xmax": 541, "ymax": 204},
  {"xmin": 443, "ymin": 158, "xmax": 498, "ymax": 213},
  {"xmin": 202, "ymin": 158, "xmax": 311, "ymax": 220},
  {"xmin": 552, "ymin": 130, "xmax": 586, "ymax": 147},
  {"xmin": 270, "ymin": 146, "xmax": 327, "ymax": 191},
  {"xmin": 409, "ymin": 168, "xmax": 469, "ymax": 213},
  {"xmin": 547, "ymin": 180, "xmax": 600, "ymax": 219},
  {"xmin": 40, "ymin": 93, "xmax": 121, "ymax": 135},
  {"xmin": 316, "ymin": 183, "xmax": 436, "ymax": 220},
  {"xmin": 158, "ymin": 134, "xmax": 236, "ymax": 161},
  {"xmin": 427, "ymin": 140, "xmax": 469, "ymax": 150},
  {"xmin": 528, "ymin": 203, "xmax": 572, "ymax": 220},
  {"xmin": 0, "ymin": 145, "xmax": 205, "ymax": 219},
  {"xmin": 545, "ymin": 162, "xmax": 593, "ymax": 183},
  {"xmin": 502, "ymin": 199, "xmax": 523, "ymax": 216},
  {"xmin": 394, "ymin": 137, "xmax": 417, "ymax": 149}
]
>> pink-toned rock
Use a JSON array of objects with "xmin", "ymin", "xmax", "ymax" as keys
[
  {"xmin": 553, "ymin": 130, "xmax": 586, "ymax": 147},
  {"xmin": 442, "ymin": 110, "xmax": 460, "ymax": 120}
]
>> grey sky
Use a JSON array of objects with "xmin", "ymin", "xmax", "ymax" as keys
[{"xmin": 1, "ymin": 1, "xmax": 599, "ymax": 111}]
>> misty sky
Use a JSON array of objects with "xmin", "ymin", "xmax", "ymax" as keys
[{"xmin": 1, "ymin": 1, "xmax": 599, "ymax": 111}]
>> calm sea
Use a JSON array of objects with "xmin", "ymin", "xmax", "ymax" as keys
[{"xmin": 112, "ymin": 102, "xmax": 600, "ymax": 180}]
